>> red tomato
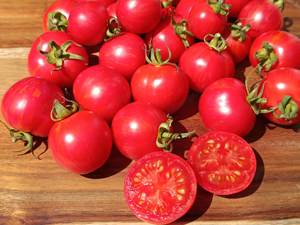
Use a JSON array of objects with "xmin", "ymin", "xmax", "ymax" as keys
[
  {"xmin": 175, "ymin": 0, "xmax": 199, "ymax": 19},
  {"xmin": 99, "ymin": 33, "xmax": 146, "ymax": 80},
  {"xmin": 187, "ymin": 131, "xmax": 256, "ymax": 195},
  {"xmin": 112, "ymin": 102, "xmax": 167, "ymax": 160},
  {"xmin": 187, "ymin": 1, "xmax": 229, "ymax": 40},
  {"xmin": 76, "ymin": 0, "xmax": 116, "ymax": 7},
  {"xmin": 107, "ymin": 2, "xmax": 117, "ymax": 18},
  {"xmin": 224, "ymin": 0, "xmax": 248, "ymax": 18},
  {"xmin": 49, "ymin": 111, "xmax": 112, "ymax": 174},
  {"xmin": 179, "ymin": 34, "xmax": 235, "ymax": 93},
  {"xmin": 249, "ymin": 31, "xmax": 300, "ymax": 73},
  {"xmin": 199, "ymin": 78, "xmax": 256, "ymax": 137},
  {"xmin": 145, "ymin": 15, "xmax": 194, "ymax": 63},
  {"xmin": 260, "ymin": 68, "xmax": 300, "ymax": 126},
  {"xmin": 238, "ymin": 0, "xmax": 283, "ymax": 38},
  {"xmin": 117, "ymin": 0, "xmax": 162, "ymax": 34},
  {"xmin": 73, "ymin": 65, "xmax": 131, "ymax": 121},
  {"xmin": 1, "ymin": 77, "xmax": 64, "ymax": 137},
  {"xmin": 124, "ymin": 151, "xmax": 197, "ymax": 224},
  {"xmin": 67, "ymin": 1, "xmax": 108, "ymax": 46},
  {"xmin": 28, "ymin": 31, "xmax": 88, "ymax": 88}
]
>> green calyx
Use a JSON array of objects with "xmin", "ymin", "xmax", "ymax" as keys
[
  {"xmin": 209, "ymin": 0, "xmax": 231, "ymax": 16},
  {"xmin": 105, "ymin": 17, "xmax": 122, "ymax": 41},
  {"xmin": 146, "ymin": 47, "xmax": 176, "ymax": 67},
  {"xmin": 47, "ymin": 11, "xmax": 68, "ymax": 31},
  {"xmin": 204, "ymin": 33, "xmax": 227, "ymax": 53},
  {"xmin": 271, "ymin": 0, "xmax": 285, "ymax": 11},
  {"xmin": 172, "ymin": 17, "xmax": 193, "ymax": 48},
  {"xmin": 276, "ymin": 96, "xmax": 299, "ymax": 120},
  {"xmin": 50, "ymin": 99, "xmax": 79, "ymax": 122},
  {"xmin": 231, "ymin": 22, "xmax": 251, "ymax": 42},
  {"xmin": 156, "ymin": 116, "xmax": 196, "ymax": 152},
  {"xmin": 255, "ymin": 42, "xmax": 278, "ymax": 75},
  {"xmin": 161, "ymin": 0, "xmax": 173, "ymax": 8},
  {"xmin": 40, "ymin": 41, "xmax": 84, "ymax": 70}
]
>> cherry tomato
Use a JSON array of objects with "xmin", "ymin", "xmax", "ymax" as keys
[
  {"xmin": 67, "ymin": 1, "xmax": 108, "ymax": 46},
  {"xmin": 224, "ymin": 0, "xmax": 248, "ymax": 18},
  {"xmin": 49, "ymin": 111, "xmax": 112, "ymax": 174},
  {"xmin": 249, "ymin": 31, "xmax": 300, "ymax": 73},
  {"xmin": 1, "ymin": 77, "xmax": 64, "ymax": 137},
  {"xmin": 99, "ymin": 33, "xmax": 146, "ymax": 80},
  {"xmin": 238, "ymin": 0, "xmax": 283, "ymax": 38},
  {"xmin": 73, "ymin": 65, "xmax": 131, "ymax": 122},
  {"xmin": 260, "ymin": 68, "xmax": 300, "ymax": 126},
  {"xmin": 28, "ymin": 31, "xmax": 88, "ymax": 88},
  {"xmin": 179, "ymin": 34, "xmax": 235, "ymax": 93},
  {"xmin": 175, "ymin": 0, "xmax": 199, "ymax": 19},
  {"xmin": 76, "ymin": 0, "xmax": 116, "ymax": 7},
  {"xmin": 199, "ymin": 78, "xmax": 256, "ymax": 137},
  {"xmin": 187, "ymin": 0, "xmax": 229, "ymax": 40},
  {"xmin": 187, "ymin": 131, "xmax": 256, "ymax": 195},
  {"xmin": 117, "ymin": 0, "xmax": 162, "ymax": 34},
  {"xmin": 124, "ymin": 151, "xmax": 197, "ymax": 224}
]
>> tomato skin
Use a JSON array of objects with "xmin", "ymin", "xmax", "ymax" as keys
[
  {"xmin": 117, "ymin": 0, "xmax": 162, "ymax": 34},
  {"xmin": 175, "ymin": 0, "xmax": 199, "ymax": 19},
  {"xmin": 99, "ymin": 33, "xmax": 146, "ymax": 80},
  {"xmin": 179, "ymin": 42, "xmax": 235, "ymax": 93},
  {"xmin": 238, "ymin": 0, "xmax": 282, "ymax": 38},
  {"xmin": 76, "ymin": 0, "xmax": 116, "ymax": 7},
  {"xmin": 131, "ymin": 64, "xmax": 189, "ymax": 114},
  {"xmin": 107, "ymin": 2, "xmax": 117, "ymax": 18},
  {"xmin": 112, "ymin": 102, "xmax": 167, "ymax": 160},
  {"xmin": 73, "ymin": 65, "xmax": 131, "ymax": 122},
  {"xmin": 124, "ymin": 151, "xmax": 197, "ymax": 224},
  {"xmin": 249, "ymin": 31, "xmax": 300, "ymax": 72},
  {"xmin": 187, "ymin": 131, "xmax": 256, "ymax": 195},
  {"xmin": 49, "ymin": 111, "xmax": 112, "ymax": 174},
  {"xmin": 27, "ymin": 31, "xmax": 88, "ymax": 88},
  {"xmin": 261, "ymin": 68, "xmax": 300, "ymax": 126},
  {"xmin": 224, "ymin": 0, "xmax": 248, "ymax": 18},
  {"xmin": 188, "ymin": 1, "xmax": 227, "ymax": 40},
  {"xmin": 1, "ymin": 77, "xmax": 64, "ymax": 137},
  {"xmin": 67, "ymin": 2, "xmax": 108, "ymax": 46},
  {"xmin": 199, "ymin": 78, "xmax": 256, "ymax": 137}
]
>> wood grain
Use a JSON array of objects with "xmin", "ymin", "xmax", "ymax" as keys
[{"xmin": 0, "ymin": 1, "xmax": 300, "ymax": 225}]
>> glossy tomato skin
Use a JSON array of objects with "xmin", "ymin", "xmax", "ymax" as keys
[
  {"xmin": 261, "ymin": 68, "xmax": 300, "ymax": 126},
  {"xmin": 107, "ymin": 2, "xmax": 117, "ymax": 18},
  {"xmin": 249, "ymin": 31, "xmax": 300, "ymax": 72},
  {"xmin": 187, "ymin": 131, "xmax": 256, "ymax": 195},
  {"xmin": 49, "ymin": 111, "xmax": 112, "ymax": 174},
  {"xmin": 175, "ymin": 0, "xmax": 199, "ymax": 19},
  {"xmin": 131, "ymin": 64, "xmax": 189, "ymax": 114},
  {"xmin": 188, "ymin": 1, "xmax": 227, "ymax": 40},
  {"xmin": 1, "ymin": 77, "xmax": 64, "ymax": 137},
  {"xmin": 99, "ymin": 33, "xmax": 146, "ymax": 80},
  {"xmin": 238, "ymin": 0, "xmax": 282, "ymax": 38},
  {"xmin": 224, "ymin": 0, "xmax": 248, "ymax": 18},
  {"xmin": 28, "ymin": 31, "xmax": 88, "ymax": 88},
  {"xmin": 179, "ymin": 42, "xmax": 235, "ymax": 93},
  {"xmin": 67, "ymin": 2, "xmax": 108, "ymax": 46},
  {"xmin": 112, "ymin": 102, "xmax": 167, "ymax": 160},
  {"xmin": 73, "ymin": 65, "xmax": 131, "ymax": 122},
  {"xmin": 76, "ymin": 0, "xmax": 116, "ymax": 7},
  {"xmin": 199, "ymin": 78, "xmax": 256, "ymax": 137},
  {"xmin": 124, "ymin": 151, "xmax": 197, "ymax": 224},
  {"xmin": 117, "ymin": 0, "xmax": 162, "ymax": 34}
]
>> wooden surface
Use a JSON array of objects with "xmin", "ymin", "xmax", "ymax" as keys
[{"xmin": 0, "ymin": 1, "xmax": 300, "ymax": 224}]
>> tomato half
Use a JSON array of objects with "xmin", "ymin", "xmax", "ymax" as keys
[
  {"xmin": 124, "ymin": 151, "xmax": 197, "ymax": 224},
  {"xmin": 187, "ymin": 131, "xmax": 256, "ymax": 195}
]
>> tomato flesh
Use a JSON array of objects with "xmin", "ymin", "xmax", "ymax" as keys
[{"xmin": 125, "ymin": 151, "xmax": 197, "ymax": 224}]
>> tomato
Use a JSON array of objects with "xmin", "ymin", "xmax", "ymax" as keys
[
  {"xmin": 49, "ymin": 111, "xmax": 112, "ymax": 174},
  {"xmin": 224, "ymin": 0, "xmax": 248, "ymax": 18},
  {"xmin": 187, "ymin": 131, "xmax": 256, "ymax": 195},
  {"xmin": 124, "ymin": 151, "xmax": 197, "ymax": 224},
  {"xmin": 107, "ymin": 2, "xmax": 117, "ymax": 18},
  {"xmin": 199, "ymin": 78, "xmax": 256, "ymax": 137},
  {"xmin": 145, "ymin": 15, "xmax": 194, "ymax": 63},
  {"xmin": 76, "ymin": 0, "xmax": 116, "ymax": 7},
  {"xmin": 179, "ymin": 33, "xmax": 235, "ymax": 93},
  {"xmin": 116, "ymin": 0, "xmax": 162, "ymax": 34},
  {"xmin": 249, "ymin": 31, "xmax": 300, "ymax": 73},
  {"xmin": 1, "ymin": 77, "xmax": 64, "ymax": 137},
  {"xmin": 226, "ymin": 22, "xmax": 252, "ymax": 63},
  {"xmin": 175, "ymin": 0, "xmax": 199, "ymax": 19},
  {"xmin": 73, "ymin": 65, "xmax": 131, "ymax": 121},
  {"xmin": 238, "ymin": 0, "xmax": 283, "ymax": 38},
  {"xmin": 187, "ymin": 0, "xmax": 229, "ymax": 40},
  {"xmin": 67, "ymin": 1, "xmax": 108, "ymax": 46},
  {"xmin": 99, "ymin": 33, "xmax": 146, "ymax": 80},
  {"xmin": 260, "ymin": 68, "xmax": 300, "ymax": 126}
]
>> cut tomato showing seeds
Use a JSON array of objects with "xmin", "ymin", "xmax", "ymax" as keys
[
  {"xmin": 187, "ymin": 131, "xmax": 256, "ymax": 195},
  {"xmin": 124, "ymin": 151, "xmax": 197, "ymax": 224}
]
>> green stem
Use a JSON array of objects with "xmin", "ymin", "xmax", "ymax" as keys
[
  {"xmin": 105, "ymin": 17, "xmax": 122, "ymax": 41},
  {"xmin": 208, "ymin": 0, "xmax": 231, "ymax": 16},
  {"xmin": 271, "ymin": 0, "xmax": 285, "ymax": 11},
  {"xmin": 204, "ymin": 33, "xmax": 227, "ymax": 53},
  {"xmin": 47, "ymin": 11, "xmax": 68, "ymax": 31},
  {"xmin": 255, "ymin": 42, "xmax": 278, "ymax": 75},
  {"xmin": 51, "ymin": 99, "xmax": 79, "ymax": 122},
  {"xmin": 172, "ymin": 17, "xmax": 194, "ymax": 48},
  {"xmin": 276, "ymin": 96, "xmax": 299, "ymax": 120},
  {"xmin": 230, "ymin": 22, "xmax": 251, "ymax": 42}
]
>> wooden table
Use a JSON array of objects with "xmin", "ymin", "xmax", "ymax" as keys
[{"xmin": 0, "ymin": 1, "xmax": 300, "ymax": 224}]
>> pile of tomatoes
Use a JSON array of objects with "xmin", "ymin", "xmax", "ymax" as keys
[{"xmin": 2, "ymin": 0, "xmax": 300, "ymax": 224}]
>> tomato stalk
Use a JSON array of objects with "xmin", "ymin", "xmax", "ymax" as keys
[
  {"xmin": 271, "ymin": 0, "xmax": 285, "ymax": 11},
  {"xmin": 231, "ymin": 22, "xmax": 251, "ymax": 42},
  {"xmin": 172, "ymin": 17, "xmax": 193, "ymax": 47},
  {"xmin": 208, "ymin": 0, "xmax": 231, "ymax": 16},
  {"xmin": 146, "ymin": 47, "xmax": 176, "ymax": 67},
  {"xmin": 51, "ymin": 98, "xmax": 79, "ymax": 122},
  {"xmin": 276, "ymin": 96, "xmax": 299, "ymax": 120},
  {"xmin": 156, "ymin": 116, "xmax": 195, "ymax": 151},
  {"xmin": 47, "ymin": 11, "xmax": 68, "ymax": 31},
  {"xmin": 204, "ymin": 33, "xmax": 227, "ymax": 53},
  {"xmin": 105, "ymin": 17, "xmax": 122, "ymax": 41},
  {"xmin": 255, "ymin": 42, "xmax": 278, "ymax": 74},
  {"xmin": 161, "ymin": 0, "xmax": 173, "ymax": 8}
]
